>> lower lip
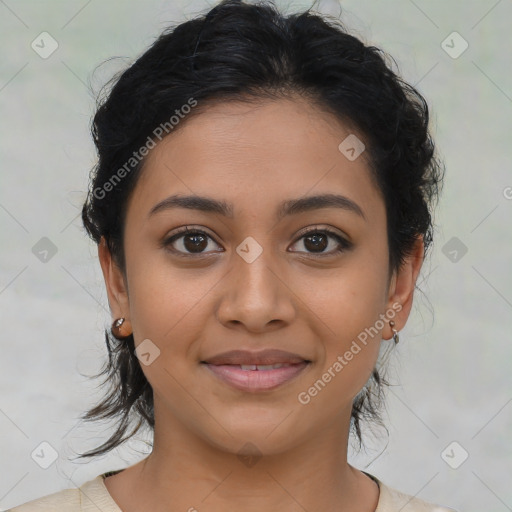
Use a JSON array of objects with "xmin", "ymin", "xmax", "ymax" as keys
[{"xmin": 202, "ymin": 362, "xmax": 310, "ymax": 392}]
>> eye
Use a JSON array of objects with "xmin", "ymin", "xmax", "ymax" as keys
[
  {"xmin": 162, "ymin": 226, "xmax": 222, "ymax": 256},
  {"xmin": 289, "ymin": 227, "xmax": 352, "ymax": 256},
  {"xmin": 162, "ymin": 225, "xmax": 352, "ymax": 257}
]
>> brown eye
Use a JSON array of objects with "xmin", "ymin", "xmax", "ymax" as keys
[
  {"xmin": 289, "ymin": 228, "xmax": 352, "ymax": 256},
  {"xmin": 303, "ymin": 232, "xmax": 328, "ymax": 252},
  {"xmin": 164, "ymin": 227, "xmax": 222, "ymax": 256}
]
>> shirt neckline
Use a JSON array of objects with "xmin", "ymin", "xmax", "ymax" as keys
[
  {"xmin": 79, "ymin": 472, "xmax": 124, "ymax": 511},
  {"xmin": 86, "ymin": 469, "xmax": 390, "ymax": 512}
]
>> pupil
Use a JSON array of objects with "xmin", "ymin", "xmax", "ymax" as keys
[
  {"xmin": 184, "ymin": 234, "xmax": 207, "ymax": 252},
  {"xmin": 305, "ymin": 233, "xmax": 327, "ymax": 252}
]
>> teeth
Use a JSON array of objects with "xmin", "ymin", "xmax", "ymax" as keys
[{"xmin": 239, "ymin": 363, "xmax": 291, "ymax": 371}]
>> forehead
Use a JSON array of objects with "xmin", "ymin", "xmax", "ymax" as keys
[{"xmin": 125, "ymin": 96, "xmax": 385, "ymax": 226}]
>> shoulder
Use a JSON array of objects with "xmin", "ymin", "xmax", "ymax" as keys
[
  {"xmin": 373, "ymin": 476, "xmax": 459, "ymax": 512},
  {"xmin": 7, "ymin": 486, "xmax": 81, "ymax": 511},
  {"xmin": 7, "ymin": 474, "xmax": 121, "ymax": 512}
]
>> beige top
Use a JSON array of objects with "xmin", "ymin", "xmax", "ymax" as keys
[{"xmin": 8, "ymin": 471, "xmax": 457, "ymax": 511}]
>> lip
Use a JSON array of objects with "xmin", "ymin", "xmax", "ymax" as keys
[
  {"xmin": 202, "ymin": 361, "xmax": 311, "ymax": 392},
  {"xmin": 201, "ymin": 349, "xmax": 312, "ymax": 393},
  {"xmin": 201, "ymin": 349, "xmax": 310, "ymax": 366}
]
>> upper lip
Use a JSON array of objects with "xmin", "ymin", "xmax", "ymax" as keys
[{"xmin": 201, "ymin": 349, "xmax": 310, "ymax": 366}]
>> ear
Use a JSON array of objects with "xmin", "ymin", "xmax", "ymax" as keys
[
  {"xmin": 98, "ymin": 236, "xmax": 130, "ymax": 321},
  {"xmin": 383, "ymin": 236, "xmax": 424, "ymax": 340}
]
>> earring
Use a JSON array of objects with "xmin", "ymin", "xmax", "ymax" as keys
[
  {"xmin": 111, "ymin": 317, "xmax": 132, "ymax": 339},
  {"xmin": 389, "ymin": 321, "xmax": 400, "ymax": 345}
]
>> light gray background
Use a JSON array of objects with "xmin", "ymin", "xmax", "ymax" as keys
[{"xmin": 1, "ymin": 1, "xmax": 511, "ymax": 511}]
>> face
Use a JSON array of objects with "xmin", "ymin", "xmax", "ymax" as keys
[{"xmin": 99, "ymin": 96, "xmax": 423, "ymax": 456}]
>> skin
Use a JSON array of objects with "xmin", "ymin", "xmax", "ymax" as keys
[{"xmin": 98, "ymin": 95, "xmax": 424, "ymax": 512}]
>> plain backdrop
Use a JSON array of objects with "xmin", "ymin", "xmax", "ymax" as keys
[{"xmin": 1, "ymin": 1, "xmax": 511, "ymax": 511}]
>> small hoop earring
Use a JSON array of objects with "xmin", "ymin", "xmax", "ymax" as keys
[
  {"xmin": 111, "ymin": 317, "xmax": 132, "ymax": 339},
  {"xmin": 389, "ymin": 320, "xmax": 400, "ymax": 345}
]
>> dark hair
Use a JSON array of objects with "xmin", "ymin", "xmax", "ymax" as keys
[{"xmin": 77, "ymin": 0, "xmax": 444, "ymax": 459}]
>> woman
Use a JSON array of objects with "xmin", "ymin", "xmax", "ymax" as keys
[{"xmin": 10, "ymin": 1, "xmax": 456, "ymax": 510}]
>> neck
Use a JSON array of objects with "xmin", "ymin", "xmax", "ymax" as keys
[{"xmin": 107, "ymin": 399, "xmax": 379, "ymax": 512}]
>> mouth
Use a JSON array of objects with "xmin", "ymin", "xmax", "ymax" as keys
[{"xmin": 200, "ymin": 349, "xmax": 312, "ymax": 392}]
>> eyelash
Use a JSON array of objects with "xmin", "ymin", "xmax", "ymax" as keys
[{"xmin": 162, "ymin": 225, "xmax": 352, "ymax": 257}]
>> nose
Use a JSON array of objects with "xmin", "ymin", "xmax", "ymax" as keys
[{"xmin": 215, "ymin": 245, "xmax": 296, "ymax": 333}]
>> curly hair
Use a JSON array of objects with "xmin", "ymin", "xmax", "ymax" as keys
[{"xmin": 77, "ymin": 0, "xmax": 444, "ymax": 459}]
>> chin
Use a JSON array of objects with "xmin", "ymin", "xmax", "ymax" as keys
[
  {"xmin": 206, "ymin": 431, "xmax": 300, "ymax": 460},
  {"xmin": 197, "ymin": 412, "xmax": 309, "ymax": 458}
]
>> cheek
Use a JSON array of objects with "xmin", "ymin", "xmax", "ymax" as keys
[
  {"xmin": 294, "ymin": 256, "xmax": 388, "ymax": 394},
  {"xmin": 123, "ymin": 236, "xmax": 209, "ymax": 343},
  {"xmin": 294, "ymin": 279, "xmax": 384, "ymax": 417},
  {"xmin": 299, "ymin": 256, "xmax": 389, "ymax": 341}
]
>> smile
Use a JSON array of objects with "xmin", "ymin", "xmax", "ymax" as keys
[{"xmin": 201, "ymin": 361, "xmax": 311, "ymax": 392}]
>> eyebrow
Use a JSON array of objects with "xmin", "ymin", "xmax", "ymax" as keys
[{"xmin": 148, "ymin": 193, "xmax": 366, "ymax": 221}]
